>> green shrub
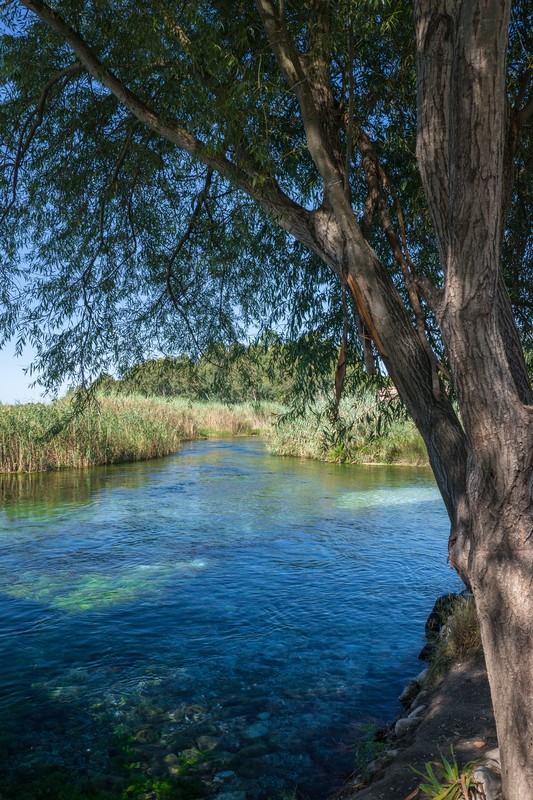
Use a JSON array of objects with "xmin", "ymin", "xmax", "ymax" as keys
[
  {"xmin": 269, "ymin": 393, "xmax": 427, "ymax": 465},
  {"xmin": 353, "ymin": 723, "xmax": 390, "ymax": 781},
  {"xmin": 410, "ymin": 747, "xmax": 481, "ymax": 800}
]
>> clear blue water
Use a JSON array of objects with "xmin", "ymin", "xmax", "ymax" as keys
[{"xmin": 0, "ymin": 438, "xmax": 461, "ymax": 799}]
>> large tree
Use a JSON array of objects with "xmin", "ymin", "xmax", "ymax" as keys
[{"xmin": 1, "ymin": 1, "xmax": 532, "ymax": 796}]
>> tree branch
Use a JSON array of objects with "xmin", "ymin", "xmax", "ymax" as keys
[
  {"xmin": 166, "ymin": 169, "xmax": 213, "ymax": 289},
  {"xmin": 1, "ymin": 60, "xmax": 82, "ymax": 224},
  {"xmin": 413, "ymin": 0, "xmax": 454, "ymax": 267},
  {"xmin": 19, "ymin": 0, "xmax": 317, "ymax": 248},
  {"xmin": 344, "ymin": 16, "xmax": 355, "ymax": 199},
  {"xmin": 355, "ymin": 127, "xmax": 446, "ymax": 395},
  {"xmin": 255, "ymin": 0, "xmax": 342, "ymax": 190}
]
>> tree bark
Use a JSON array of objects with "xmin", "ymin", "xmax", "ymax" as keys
[{"xmin": 415, "ymin": 1, "xmax": 533, "ymax": 796}]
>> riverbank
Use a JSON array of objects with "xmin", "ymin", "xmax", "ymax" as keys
[
  {"xmin": 0, "ymin": 392, "xmax": 429, "ymax": 473},
  {"xmin": 0, "ymin": 396, "xmax": 280, "ymax": 473},
  {"xmin": 333, "ymin": 595, "xmax": 498, "ymax": 800},
  {"xmin": 335, "ymin": 660, "xmax": 497, "ymax": 800}
]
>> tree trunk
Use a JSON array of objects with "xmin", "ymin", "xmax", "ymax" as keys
[
  {"xmin": 415, "ymin": 2, "xmax": 533, "ymax": 797},
  {"xmin": 471, "ymin": 492, "xmax": 533, "ymax": 798}
]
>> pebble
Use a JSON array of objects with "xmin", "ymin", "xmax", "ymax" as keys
[{"xmin": 243, "ymin": 722, "xmax": 270, "ymax": 740}]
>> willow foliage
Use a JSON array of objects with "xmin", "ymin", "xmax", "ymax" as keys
[{"xmin": 0, "ymin": 1, "xmax": 531, "ymax": 395}]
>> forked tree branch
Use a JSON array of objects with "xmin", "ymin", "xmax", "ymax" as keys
[
  {"xmin": 18, "ymin": 0, "xmax": 320, "ymax": 249},
  {"xmin": 255, "ymin": 0, "xmax": 342, "ymax": 190}
]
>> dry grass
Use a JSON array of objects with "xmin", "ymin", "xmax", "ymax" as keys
[
  {"xmin": 428, "ymin": 595, "xmax": 484, "ymax": 680},
  {"xmin": 0, "ymin": 395, "xmax": 280, "ymax": 473}
]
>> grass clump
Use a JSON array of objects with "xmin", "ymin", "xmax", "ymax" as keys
[
  {"xmin": 269, "ymin": 393, "xmax": 427, "ymax": 465},
  {"xmin": 428, "ymin": 595, "xmax": 483, "ymax": 680},
  {"xmin": 0, "ymin": 395, "xmax": 280, "ymax": 473},
  {"xmin": 410, "ymin": 746, "xmax": 481, "ymax": 800},
  {"xmin": 353, "ymin": 723, "xmax": 390, "ymax": 782}
]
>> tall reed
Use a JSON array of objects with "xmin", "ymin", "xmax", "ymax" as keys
[
  {"xmin": 0, "ymin": 395, "xmax": 279, "ymax": 473},
  {"xmin": 269, "ymin": 393, "xmax": 428, "ymax": 465}
]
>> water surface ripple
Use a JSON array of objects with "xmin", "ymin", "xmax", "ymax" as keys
[{"xmin": 0, "ymin": 438, "xmax": 460, "ymax": 799}]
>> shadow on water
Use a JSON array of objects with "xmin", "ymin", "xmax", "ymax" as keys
[
  {"xmin": 0, "ymin": 438, "xmax": 459, "ymax": 800},
  {"xmin": 0, "ymin": 601, "xmax": 208, "ymax": 800},
  {"xmin": 0, "ymin": 593, "xmax": 350, "ymax": 800}
]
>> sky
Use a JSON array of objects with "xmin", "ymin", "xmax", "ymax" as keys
[{"xmin": 0, "ymin": 342, "xmax": 48, "ymax": 404}]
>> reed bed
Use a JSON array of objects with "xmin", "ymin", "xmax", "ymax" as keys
[
  {"xmin": 0, "ymin": 395, "xmax": 279, "ymax": 473},
  {"xmin": 269, "ymin": 394, "xmax": 428, "ymax": 465}
]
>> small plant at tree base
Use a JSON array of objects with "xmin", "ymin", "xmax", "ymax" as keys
[
  {"xmin": 409, "ymin": 747, "xmax": 481, "ymax": 800},
  {"xmin": 353, "ymin": 723, "xmax": 390, "ymax": 781},
  {"xmin": 427, "ymin": 596, "xmax": 484, "ymax": 683}
]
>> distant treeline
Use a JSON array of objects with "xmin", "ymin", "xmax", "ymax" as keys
[
  {"xmin": 97, "ymin": 340, "xmax": 295, "ymax": 404},
  {"xmin": 95, "ymin": 334, "xmax": 392, "ymax": 409}
]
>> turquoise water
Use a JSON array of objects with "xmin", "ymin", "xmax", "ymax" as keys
[{"xmin": 0, "ymin": 439, "xmax": 461, "ymax": 799}]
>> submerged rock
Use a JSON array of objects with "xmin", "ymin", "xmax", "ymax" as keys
[
  {"xmin": 79, "ymin": 773, "xmax": 127, "ymax": 792},
  {"xmin": 196, "ymin": 734, "xmax": 221, "ymax": 751},
  {"xmin": 242, "ymin": 722, "xmax": 270, "ymax": 740},
  {"xmin": 214, "ymin": 769, "xmax": 236, "ymax": 780},
  {"xmin": 233, "ymin": 742, "xmax": 269, "ymax": 760},
  {"xmin": 134, "ymin": 727, "xmax": 157, "ymax": 743}
]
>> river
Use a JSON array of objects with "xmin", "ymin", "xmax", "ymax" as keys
[{"xmin": 0, "ymin": 438, "xmax": 461, "ymax": 800}]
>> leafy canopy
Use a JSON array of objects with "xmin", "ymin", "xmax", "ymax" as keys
[{"xmin": 0, "ymin": 1, "xmax": 531, "ymax": 394}]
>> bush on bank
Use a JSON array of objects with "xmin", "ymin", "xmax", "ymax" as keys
[{"xmin": 269, "ymin": 394, "xmax": 428, "ymax": 465}]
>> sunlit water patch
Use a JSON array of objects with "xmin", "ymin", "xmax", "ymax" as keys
[{"xmin": 0, "ymin": 439, "xmax": 461, "ymax": 800}]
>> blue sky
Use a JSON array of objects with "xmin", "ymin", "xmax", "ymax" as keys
[{"xmin": 0, "ymin": 342, "xmax": 46, "ymax": 404}]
